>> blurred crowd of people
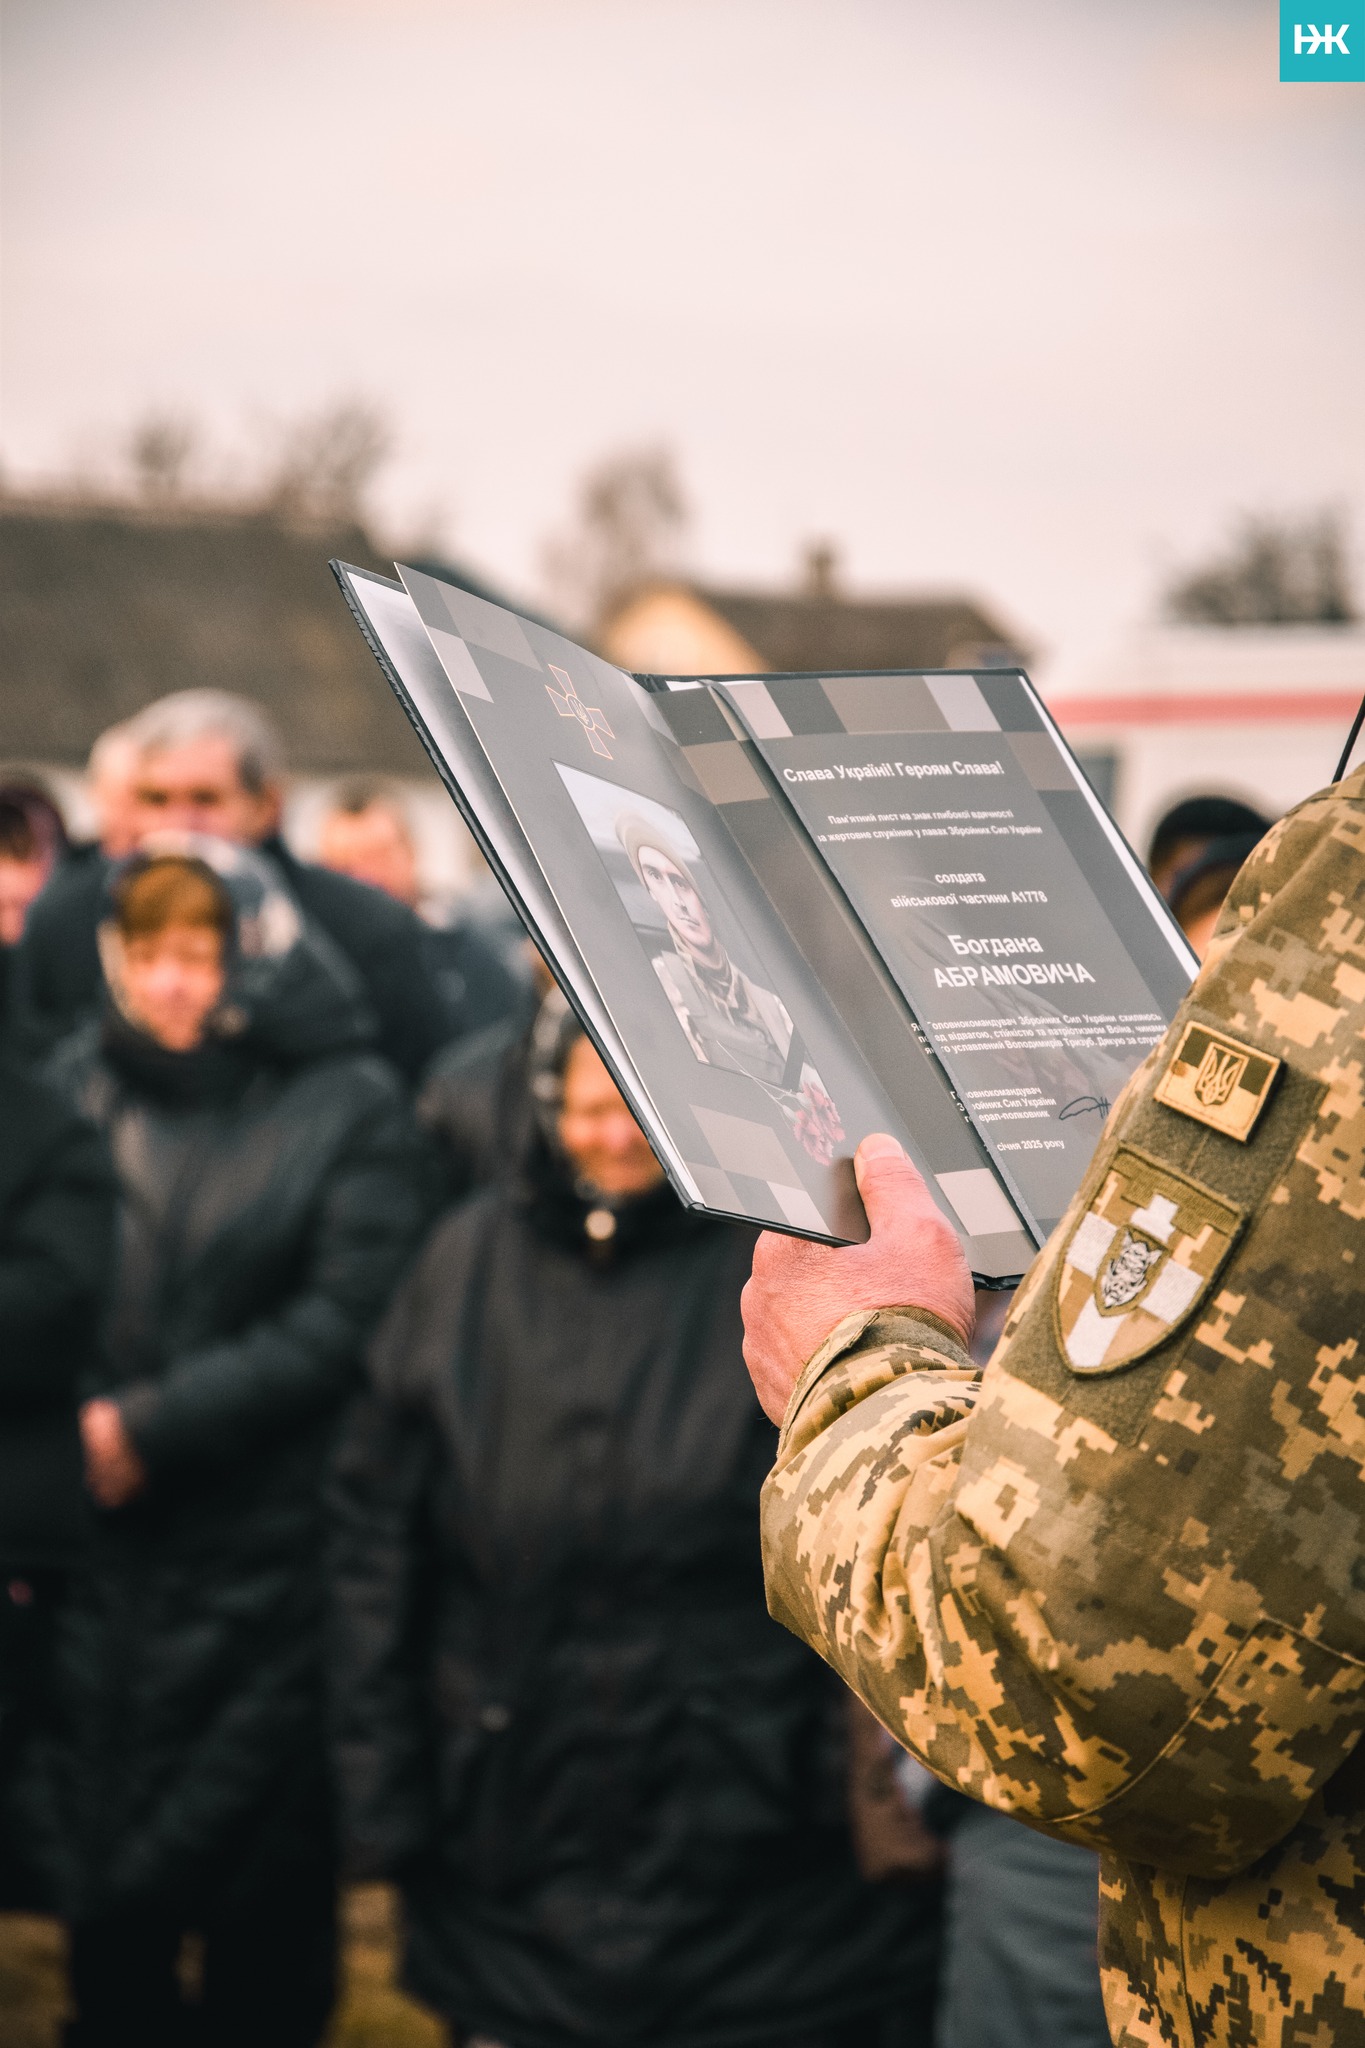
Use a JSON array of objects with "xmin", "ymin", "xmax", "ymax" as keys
[{"xmin": 0, "ymin": 691, "xmax": 1270, "ymax": 2048}]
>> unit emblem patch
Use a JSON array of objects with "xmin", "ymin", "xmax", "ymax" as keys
[
  {"xmin": 1098, "ymin": 1229, "xmax": 1164, "ymax": 1310},
  {"xmin": 1054, "ymin": 1145, "xmax": 1244, "ymax": 1375},
  {"xmin": 1153, "ymin": 1022, "xmax": 1281, "ymax": 1142}
]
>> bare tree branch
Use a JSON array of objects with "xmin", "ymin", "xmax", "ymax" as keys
[
  {"xmin": 128, "ymin": 412, "xmax": 199, "ymax": 506},
  {"xmin": 264, "ymin": 399, "xmax": 393, "ymax": 526},
  {"xmin": 540, "ymin": 445, "xmax": 689, "ymax": 630},
  {"xmin": 1165, "ymin": 510, "xmax": 1356, "ymax": 626}
]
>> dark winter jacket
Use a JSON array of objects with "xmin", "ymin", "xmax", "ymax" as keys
[
  {"xmin": 10, "ymin": 836, "xmax": 457, "ymax": 1081},
  {"xmin": 417, "ymin": 1013, "xmax": 536, "ymax": 1203},
  {"xmin": 423, "ymin": 916, "xmax": 533, "ymax": 1050},
  {"xmin": 328, "ymin": 1140, "xmax": 938, "ymax": 2048},
  {"xmin": 0, "ymin": 1058, "xmax": 114, "ymax": 1570},
  {"xmin": 40, "ymin": 851, "xmax": 436, "ymax": 1916}
]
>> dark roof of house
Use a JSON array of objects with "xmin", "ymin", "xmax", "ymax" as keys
[
  {"xmin": 689, "ymin": 582, "xmax": 1023, "ymax": 674},
  {"xmin": 0, "ymin": 497, "xmax": 532, "ymax": 775}
]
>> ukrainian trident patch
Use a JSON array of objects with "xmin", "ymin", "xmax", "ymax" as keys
[
  {"xmin": 1054, "ymin": 1145, "xmax": 1244, "ymax": 1375},
  {"xmin": 1153, "ymin": 1022, "xmax": 1281, "ymax": 1142}
]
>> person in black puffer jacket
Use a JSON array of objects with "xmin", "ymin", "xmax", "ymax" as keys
[
  {"xmin": 0, "ymin": 1057, "xmax": 113, "ymax": 1910},
  {"xmin": 329, "ymin": 992, "xmax": 941, "ymax": 2048},
  {"xmin": 41, "ymin": 836, "xmax": 436, "ymax": 2048}
]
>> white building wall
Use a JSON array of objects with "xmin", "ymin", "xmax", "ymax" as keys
[{"xmin": 1044, "ymin": 626, "xmax": 1365, "ymax": 856}]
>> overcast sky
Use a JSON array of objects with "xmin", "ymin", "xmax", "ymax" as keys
[{"xmin": 3, "ymin": 0, "xmax": 1362, "ymax": 678}]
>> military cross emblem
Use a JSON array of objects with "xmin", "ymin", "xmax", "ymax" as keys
[
  {"xmin": 545, "ymin": 664, "xmax": 615, "ymax": 759},
  {"xmin": 1054, "ymin": 1146, "xmax": 1244, "ymax": 1374}
]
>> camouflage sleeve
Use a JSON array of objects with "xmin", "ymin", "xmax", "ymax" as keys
[{"xmin": 763, "ymin": 769, "xmax": 1365, "ymax": 1880}]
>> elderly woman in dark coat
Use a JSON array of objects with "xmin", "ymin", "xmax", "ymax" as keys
[
  {"xmin": 329, "ymin": 994, "xmax": 940, "ymax": 2048},
  {"xmin": 43, "ymin": 839, "xmax": 434, "ymax": 2048}
]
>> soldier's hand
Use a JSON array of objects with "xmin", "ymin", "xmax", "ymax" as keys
[{"xmin": 741, "ymin": 1133, "xmax": 976, "ymax": 1424}]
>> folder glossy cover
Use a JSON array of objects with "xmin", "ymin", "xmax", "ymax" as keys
[{"xmin": 334, "ymin": 559, "xmax": 1195, "ymax": 1279}]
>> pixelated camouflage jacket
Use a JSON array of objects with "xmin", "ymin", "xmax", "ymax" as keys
[{"xmin": 762, "ymin": 766, "xmax": 1365, "ymax": 2048}]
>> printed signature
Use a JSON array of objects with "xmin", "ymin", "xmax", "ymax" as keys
[{"xmin": 1059, "ymin": 1095, "xmax": 1111, "ymax": 1122}]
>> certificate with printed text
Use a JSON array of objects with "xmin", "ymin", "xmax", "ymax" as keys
[{"xmin": 335, "ymin": 559, "xmax": 1195, "ymax": 1276}]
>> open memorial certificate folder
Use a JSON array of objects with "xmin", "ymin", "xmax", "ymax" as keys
[{"xmin": 333, "ymin": 559, "xmax": 1196, "ymax": 1280}]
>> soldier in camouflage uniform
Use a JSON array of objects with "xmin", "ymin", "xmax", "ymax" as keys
[{"xmin": 742, "ymin": 768, "xmax": 1365, "ymax": 2047}]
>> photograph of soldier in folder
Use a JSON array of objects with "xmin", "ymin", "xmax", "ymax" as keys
[
  {"xmin": 558, "ymin": 763, "xmax": 846, "ymax": 1164},
  {"xmin": 333, "ymin": 554, "xmax": 1181, "ymax": 1274}
]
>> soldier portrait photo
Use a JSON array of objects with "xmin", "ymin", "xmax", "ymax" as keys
[
  {"xmin": 556, "ymin": 764, "xmax": 846, "ymax": 1165},
  {"xmin": 617, "ymin": 810, "xmax": 792, "ymax": 1080}
]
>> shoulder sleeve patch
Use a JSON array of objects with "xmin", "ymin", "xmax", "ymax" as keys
[
  {"xmin": 1153, "ymin": 1022, "xmax": 1281, "ymax": 1141},
  {"xmin": 1053, "ymin": 1144, "xmax": 1245, "ymax": 1376}
]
